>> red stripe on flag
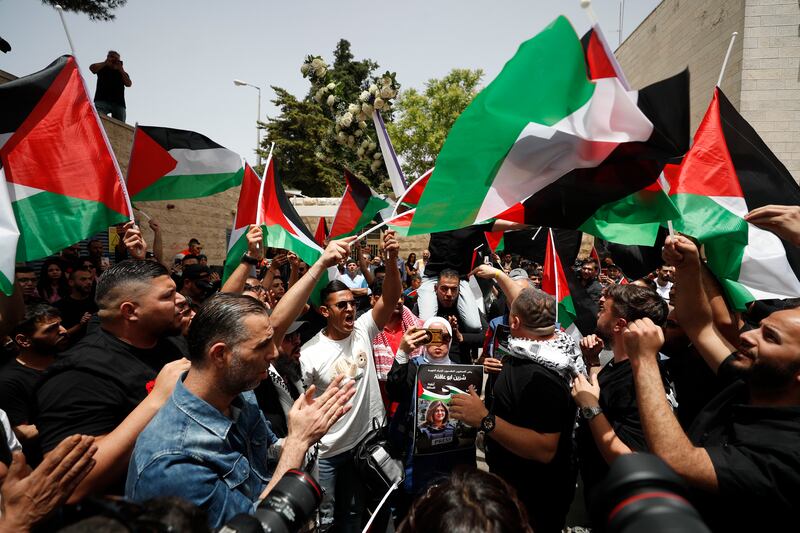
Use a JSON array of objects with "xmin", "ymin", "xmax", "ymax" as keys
[
  {"xmin": 235, "ymin": 164, "xmax": 261, "ymax": 229},
  {"xmin": 485, "ymin": 231, "xmax": 505, "ymax": 253},
  {"xmin": 542, "ymin": 231, "xmax": 571, "ymax": 301},
  {"xmin": 668, "ymin": 88, "xmax": 743, "ymax": 198},
  {"xmin": 314, "ymin": 217, "xmax": 329, "ymax": 246}
]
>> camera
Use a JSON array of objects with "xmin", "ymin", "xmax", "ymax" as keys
[
  {"xmin": 421, "ymin": 328, "xmax": 446, "ymax": 344},
  {"xmin": 218, "ymin": 469, "xmax": 322, "ymax": 533},
  {"xmin": 590, "ymin": 453, "xmax": 710, "ymax": 533}
]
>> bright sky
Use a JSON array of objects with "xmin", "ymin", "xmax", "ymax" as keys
[{"xmin": 1, "ymin": 0, "xmax": 661, "ymax": 167}]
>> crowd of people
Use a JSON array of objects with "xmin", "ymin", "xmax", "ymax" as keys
[{"xmin": 0, "ymin": 209, "xmax": 799, "ymax": 533}]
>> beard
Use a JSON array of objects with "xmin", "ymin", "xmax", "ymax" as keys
[
  {"xmin": 748, "ymin": 357, "xmax": 800, "ymax": 395},
  {"xmin": 221, "ymin": 349, "xmax": 264, "ymax": 395},
  {"xmin": 273, "ymin": 351, "xmax": 301, "ymax": 385}
]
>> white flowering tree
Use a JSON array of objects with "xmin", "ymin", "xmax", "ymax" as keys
[{"xmin": 262, "ymin": 40, "xmax": 399, "ymax": 196}]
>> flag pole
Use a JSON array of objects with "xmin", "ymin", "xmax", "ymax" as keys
[
  {"xmin": 717, "ymin": 32, "xmax": 739, "ymax": 88},
  {"xmin": 579, "ymin": 0, "xmax": 599, "ymax": 25},
  {"xmin": 549, "ymin": 228, "xmax": 559, "ymax": 324},
  {"xmin": 354, "ymin": 210, "xmax": 413, "ymax": 241},
  {"xmin": 54, "ymin": 6, "xmax": 78, "ymax": 57},
  {"xmin": 530, "ymin": 227, "xmax": 542, "ymax": 242},
  {"xmin": 255, "ymin": 142, "xmax": 275, "ymax": 227}
]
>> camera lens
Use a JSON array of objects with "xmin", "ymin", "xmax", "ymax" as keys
[
  {"xmin": 253, "ymin": 469, "xmax": 322, "ymax": 533},
  {"xmin": 591, "ymin": 454, "xmax": 710, "ymax": 533}
]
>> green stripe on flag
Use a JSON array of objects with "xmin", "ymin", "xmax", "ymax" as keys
[
  {"xmin": 0, "ymin": 272, "xmax": 13, "ymax": 297},
  {"xmin": 410, "ymin": 16, "xmax": 595, "ymax": 234},
  {"xmin": 132, "ymin": 168, "xmax": 244, "ymax": 202},
  {"xmin": 13, "ymin": 191, "xmax": 128, "ymax": 262},
  {"xmin": 558, "ymin": 295, "xmax": 576, "ymax": 330},
  {"xmin": 222, "ymin": 227, "xmax": 254, "ymax": 284},
  {"xmin": 580, "ymin": 188, "xmax": 681, "ymax": 246}
]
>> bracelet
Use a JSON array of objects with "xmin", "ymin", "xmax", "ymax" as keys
[
  {"xmin": 240, "ymin": 253, "xmax": 259, "ymax": 266},
  {"xmin": 307, "ymin": 269, "xmax": 320, "ymax": 282},
  {"xmin": 494, "ymin": 269, "xmax": 499, "ymax": 279}
]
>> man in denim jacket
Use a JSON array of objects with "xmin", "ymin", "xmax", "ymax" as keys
[{"xmin": 125, "ymin": 293, "xmax": 355, "ymax": 529}]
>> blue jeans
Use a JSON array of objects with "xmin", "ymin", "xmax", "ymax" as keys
[
  {"xmin": 318, "ymin": 449, "xmax": 366, "ymax": 533},
  {"xmin": 95, "ymin": 100, "xmax": 126, "ymax": 122}
]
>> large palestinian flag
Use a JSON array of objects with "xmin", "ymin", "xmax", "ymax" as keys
[
  {"xmin": 666, "ymin": 88, "xmax": 800, "ymax": 309},
  {"xmin": 127, "ymin": 125, "xmax": 244, "ymax": 202},
  {"xmin": 409, "ymin": 16, "xmax": 684, "ymax": 245},
  {"xmin": 328, "ymin": 170, "xmax": 391, "ymax": 239},
  {"xmin": 0, "ymin": 55, "xmax": 131, "ymax": 294}
]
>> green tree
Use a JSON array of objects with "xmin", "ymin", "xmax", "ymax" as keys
[
  {"xmin": 41, "ymin": 0, "xmax": 126, "ymax": 21},
  {"xmin": 387, "ymin": 68, "xmax": 483, "ymax": 179},
  {"xmin": 261, "ymin": 39, "xmax": 398, "ymax": 197},
  {"xmin": 261, "ymin": 87, "xmax": 340, "ymax": 196}
]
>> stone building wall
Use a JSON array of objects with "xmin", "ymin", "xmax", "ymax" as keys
[
  {"xmin": 739, "ymin": 0, "xmax": 800, "ymax": 179},
  {"xmin": 614, "ymin": 0, "xmax": 745, "ymax": 133}
]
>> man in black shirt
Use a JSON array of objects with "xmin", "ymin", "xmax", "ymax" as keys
[
  {"xmin": 572, "ymin": 284, "xmax": 672, "ymax": 508},
  {"xmin": 626, "ymin": 234, "xmax": 800, "ymax": 532},
  {"xmin": 0, "ymin": 305, "xmax": 67, "ymax": 454},
  {"xmin": 56, "ymin": 266, "xmax": 98, "ymax": 345},
  {"xmin": 451, "ymin": 288, "xmax": 577, "ymax": 533},
  {"xmin": 578, "ymin": 259, "xmax": 603, "ymax": 315},
  {"xmin": 34, "ymin": 256, "xmax": 190, "ymax": 502},
  {"xmin": 90, "ymin": 50, "xmax": 132, "ymax": 122}
]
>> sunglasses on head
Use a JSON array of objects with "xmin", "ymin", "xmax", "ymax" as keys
[{"xmin": 331, "ymin": 300, "xmax": 357, "ymax": 310}]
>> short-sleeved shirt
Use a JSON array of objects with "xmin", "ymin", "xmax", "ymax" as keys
[
  {"xmin": 486, "ymin": 358, "xmax": 577, "ymax": 533},
  {"xmin": 0, "ymin": 359, "xmax": 43, "ymax": 426},
  {"xmin": 94, "ymin": 66, "xmax": 126, "ymax": 106},
  {"xmin": 34, "ymin": 327, "xmax": 187, "ymax": 454},
  {"xmin": 688, "ymin": 354, "xmax": 800, "ymax": 532},
  {"xmin": 300, "ymin": 312, "xmax": 385, "ymax": 458},
  {"xmin": 577, "ymin": 358, "xmax": 673, "ymax": 499}
]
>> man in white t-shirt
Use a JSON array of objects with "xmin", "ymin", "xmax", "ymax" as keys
[
  {"xmin": 300, "ymin": 230, "xmax": 402, "ymax": 532},
  {"xmin": 655, "ymin": 264, "xmax": 675, "ymax": 302}
]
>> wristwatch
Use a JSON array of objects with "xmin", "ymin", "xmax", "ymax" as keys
[
  {"xmin": 240, "ymin": 253, "xmax": 259, "ymax": 266},
  {"xmin": 480, "ymin": 413, "xmax": 496, "ymax": 434},
  {"xmin": 580, "ymin": 406, "xmax": 603, "ymax": 420}
]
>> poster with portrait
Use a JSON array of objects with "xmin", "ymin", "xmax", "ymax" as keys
[{"xmin": 413, "ymin": 364, "xmax": 483, "ymax": 456}]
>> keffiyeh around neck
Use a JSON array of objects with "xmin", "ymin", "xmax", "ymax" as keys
[{"xmin": 507, "ymin": 330, "xmax": 586, "ymax": 383}]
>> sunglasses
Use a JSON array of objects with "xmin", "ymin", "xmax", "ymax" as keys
[{"xmin": 331, "ymin": 300, "xmax": 357, "ymax": 311}]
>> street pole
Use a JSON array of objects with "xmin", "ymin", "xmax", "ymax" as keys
[{"xmin": 256, "ymin": 86, "xmax": 262, "ymax": 168}]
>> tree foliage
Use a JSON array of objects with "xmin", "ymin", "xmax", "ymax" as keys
[
  {"xmin": 387, "ymin": 68, "xmax": 483, "ymax": 180},
  {"xmin": 41, "ymin": 0, "xmax": 126, "ymax": 21},
  {"xmin": 261, "ymin": 39, "xmax": 398, "ymax": 197}
]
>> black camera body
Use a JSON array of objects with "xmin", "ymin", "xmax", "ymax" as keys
[
  {"xmin": 218, "ymin": 469, "xmax": 322, "ymax": 533},
  {"xmin": 590, "ymin": 454, "xmax": 711, "ymax": 533}
]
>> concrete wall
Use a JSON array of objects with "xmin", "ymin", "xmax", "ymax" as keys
[
  {"xmin": 615, "ymin": 0, "xmax": 745, "ymax": 134},
  {"xmin": 740, "ymin": 0, "xmax": 800, "ymax": 179}
]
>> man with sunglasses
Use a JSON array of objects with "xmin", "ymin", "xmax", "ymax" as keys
[{"xmin": 300, "ymin": 230, "xmax": 402, "ymax": 532}]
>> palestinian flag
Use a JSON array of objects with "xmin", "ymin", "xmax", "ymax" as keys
[
  {"xmin": 411, "ymin": 16, "xmax": 686, "ymax": 246},
  {"xmin": 494, "ymin": 66, "xmax": 689, "ymax": 245},
  {"xmin": 222, "ymin": 163, "xmax": 262, "ymax": 283},
  {"xmin": 314, "ymin": 216, "xmax": 329, "ymax": 247},
  {"xmin": 328, "ymin": 170, "xmax": 390, "ymax": 239},
  {"xmin": 542, "ymin": 229, "xmax": 577, "ymax": 330},
  {"xmin": 0, "ymin": 56, "xmax": 131, "ymax": 294},
  {"xmin": 666, "ymin": 88, "xmax": 800, "ymax": 309},
  {"xmin": 485, "ymin": 231, "xmax": 505, "ymax": 253},
  {"xmin": 127, "ymin": 125, "xmax": 244, "ymax": 202}
]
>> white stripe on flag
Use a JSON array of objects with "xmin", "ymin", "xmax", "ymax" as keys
[
  {"xmin": 0, "ymin": 167, "xmax": 21, "ymax": 292},
  {"xmin": 167, "ymin": 148, "xmax": 244, "ymax": 176},
  {"xmin": 476, "ymin": 77, "xmax": 653, "ymax": 223},
  {"xmin": 372, "ymin": 111, "xmax": 407, "ymax": 198}
]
